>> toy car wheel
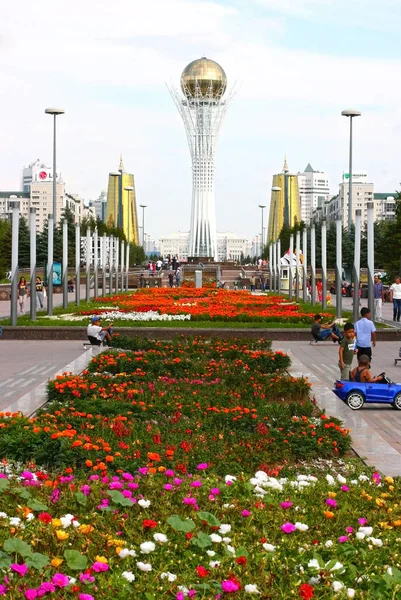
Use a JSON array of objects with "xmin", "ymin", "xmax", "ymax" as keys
[
  {"xmin": 345, "ymin": 391, "xmax": 365, "ymax": 410},
  {"xmin": 392, "ymin": 392, "xmax": 401, "ymax": 410}
]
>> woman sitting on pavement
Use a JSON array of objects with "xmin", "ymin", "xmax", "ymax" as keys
[
  {"xmin": 310, "ymin": 314, "xmax": 342, "ymax": 344},
  {"xmin": 350, "ymin": 354, "xmax": 384, "ymax": 383}
]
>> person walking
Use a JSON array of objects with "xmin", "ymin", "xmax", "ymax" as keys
[
  {"xmin": 175, "ymin": 266, "xmax": 182, "ymax": 287},
  {"xmin": 35, "ymin": 276, "xmax": 46, "ymax": 310},
  {"xmin": 390, "ymin": 276, "xmax": 401, "ymax": 322},
  {"xmin": 249, "ymin": 275, "xmax": 256, "ymax": 293},
  {"xmin": 373, "ymin": 275, "xmax": 384, "ymax": 321},
  {"xmin": 354, "ymin": 306, "xmax": 376, "ymax": 362},
  {"xmin": 168, "ymin": 268, "xmax": 174, "ymax": 288},
  {"xmin": 17, "ymin": 276, "xmax": 28, "ymax": 314}
]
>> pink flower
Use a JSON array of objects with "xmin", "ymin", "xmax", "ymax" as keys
[
  {"xmin": 89, "ymin": 475, "xmax": 99, "ymax": 481},
  {"xmin": 190, "ymin": 481, "xmax": 202, "ymax": 488},
  {"xmin": 92, "ymin": 561, "xmax": 109, "ymax": 572},
  {"xmin": 325, "ymin": 498, "xmax": 337, "ymax": 508},
  {"xmin": 346, "ymin": 527, "xmax": 354, "ymax": 533},
  {"xmin": 372, "ymin": 472, "xmax": 381, "ymax": 484},
  {"xmin": 52, "ymin": 573, "xmax": 69, "ymax": 587},
  {"xmin": 122, "ymin": 472, "xmax": 134, "ymax": 480},
  {"xmin": 80, "ymin": 485, "xmax": 91, "ymax": 496},
  {"xmin": 241, "ymin": 510, "xmax": 251, "ymax": 517},
  {"xmin": 211, "ymin": 488, "xmax": 220, "ymax": 495},
  {"xmin": 176, "ymin": 593, "xmax": 185, "ymax": 600},
  {"xmin": 173, "ymin": 478, "xmax": 183, "ymax": 486},
  {"xmin": 80, "ymin": 573, "xmax": 95, "ymax": 583},
  {"xmin": 338, "ymin": 536, "xmax": 348, "ymax": 543},
  {"xmin": 341, "ymin": 485, "xmax": 349, "ymax": 492},
  {"xmin": 11, "ymin": 563, "xmax": 28, "ymax": 577},
  {"xmin": 138, "ymin": 467, "xmax": 149, "ymax": 475},
  {"xmin": 79, "ymin": 595, "xmax": 95, "ymax": 600},
  {"xmin": 0, "ymin": 586, "xmax": 7, "ymax": 597},
  {"xmin": 21, "ymin": 471, "xmax": 34, "ymax": 480},
  {"xmin": 38, "ymin": 582, "xmax": 55, "ymax": 593},
  {"xmin": 281, "ymin": 522, "xmax": 296, "ymax": 534},
  {"xmin": 165, "ymin": 469, "xmax": 175, "ymax": 477},
  {"xmin": 164, "ymin": 484, "xmax": 173, "ymax": 491},
  {"xmin": 358, "ymin": 518, "xmax": 367, "ymax": 525},
  {"xmin": 280, "ymin": 502, "xmax": 293, "ymax": 509},
  {"xmin": 24, "ymin": 590, "xmax": 37, "ymax": 600},
  {"xmin": 221, "ymin": 579, "xmax": 240, "ymax": 592},
  {"xmin": 197, "ymin": 463, "xmax": 208, "ymax": 470}
]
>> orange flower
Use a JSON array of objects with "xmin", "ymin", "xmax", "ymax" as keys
[
  {"xmin": 85, "ymin": 460, "xmax": 93, "ymax": 467},
  {"xmin": 56, "ymin": 530, "xmax": 69, "ymax": 540},
  {"xmin": 324, "ymin": 511, "xmax": 335, "ymax": 519},
  {"xmin": 51, "ymin": 558, "xmax": 63, "ymax": 567}
]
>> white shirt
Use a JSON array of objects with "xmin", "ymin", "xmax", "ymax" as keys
[
  {"xmin": 391, "ymin": 283, "xmax": 401, "ymax": 299},
  {"xmin": 87, "ymin": 323, "xmax": 102, "ymax": 340}
]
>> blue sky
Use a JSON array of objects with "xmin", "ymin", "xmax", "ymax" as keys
[{"xmin": 0, "ymin": 0, "xmax": 400, "ymax": 242}]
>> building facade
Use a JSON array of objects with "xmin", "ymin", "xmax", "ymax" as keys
[
  {"xmin": 29, "ymin": 180, "xmax": 65, "ymax": 229},
  {"xmin": 22, "ymin": 159, "xmax": 60, "ymax": 193},
  {"xmin": 105, "ymin": 157, "xmax": 139, "ymax": 244},
  {"xmin": 298, "ymin": 163, "xmax": 330, "ymax": 223},
  {"xmin": 267, "ymin": 158, "xmax": 301, "ymax": 242},
  {"xmin": 326, "ymin": 173, "xmax": 374, "ymax": 227},
  {"xmin": 158, "ymin": 231, "xmax": 250, "ymax": 262},
  {"xmin": 169, "ymin": 57, "xmax": 232, "ymax": 260}
]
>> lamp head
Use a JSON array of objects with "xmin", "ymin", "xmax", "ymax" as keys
[
  {"xmin": 124, "ymin": 186, "xmax": 134, "ymax": 191},
  {"xmin": 258, "ymin": 204, "xmax": 266, "ymax": 209},
  {"xmin": 139, "ymin": 204, "xmax": 147, "ymax": 208},
  {"xmin": 45, "ymin": 108, "xmax": 65, "ymax": 115},
  {"xmin": 109, "ymin": 172, "xmax": 120, "ymax": 177},
  {"xmin": 341, "ymin": 109, "xmax": 361, "ymax": 117},
  {"xmin": 271, "ymin": 186, "xmax": 281, "ymax": 192}
]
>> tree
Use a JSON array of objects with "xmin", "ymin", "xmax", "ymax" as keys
[{"xmin": 0, "ymin": 219, "xmax": 11, "ymax": 278}]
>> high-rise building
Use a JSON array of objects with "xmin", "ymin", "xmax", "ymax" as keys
[
  {"xmin": 22, "ymin": 158, "xmax": 60, "ymax": 192},
  {"xmin": 267, "ymin": 158, "xmax": 301, "ymax": 242},
  {"xmin": 105, "ymin": 157, "xmax": 139, "ymax": 244},
  {"xmin": 298, "ymin": 164, "xmax": 330, "ymax": 223},
  {"xmin": 169, "ymin": 57, "xmax": 233, "ymax": 260},
  {"xmin": 327, "ymin": 172, "xmax": 374, "ymax": 227}
]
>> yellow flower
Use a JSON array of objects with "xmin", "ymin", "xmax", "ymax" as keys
[
  {"xmin": 55, "ymin": 530, "xmax": 69, "ymax": 540},
  {"xmin": 116, "ymin": 546, "xmax": 124, "ymax": 555},
  {"xmin": 385, "ymin": 477, "xmax": 394, "ymax": 484},
  {"xmin": 79, "ymin": 524, "xmax": 94, "ymax": 535},
  {"xmin": 52, "ymin": 518, "xmax": 62, "ymax": 528},
  {"xmin": 381, "ymin": 493, "xmax": 390, "ymax": 499},
  {"xmin": 389, "ymin": 486, "xmax": 394, "ymax": 492},
  {"xmin": 378, "ymin": 522, "xmax": 393, "ymax": 529},
  {"xmin": 51, "ymin": 558, "xmax": 63, "ymax": 567},
  {"xmin": 328, "ymin": 492, "xmax": 337, "ymax": 498},
  {"xmin": 95, "ymin": 555, "xmax": 108, "ymax": 564},
  {"xmin": 376, "ymin": 498, "xmax": 386, "ymax": 507}
]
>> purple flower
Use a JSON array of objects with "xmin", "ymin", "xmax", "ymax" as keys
[
  {"xmin": 80, "ymin": 573, "xmax": 95, "ymax": 584},
  {"xmin": 122, "ymin": 472, "xmax": 134, "ymax": 480},
  {"xmin": 338, "ymin": 536, "xmax": 348, "ymax": 543},
  {"xmin": 127, "ymin": 482, "xmax": 139, "ymax": 489},
  {"xmin": 197, "ymin": 463, "xmax": 208, "ymax": 470},
  {"xmin": 173, "ymin": 478, "xmax": 183, "ymax": 486},
  {"xmin": 52, "ymin": 573, "xmax": 69, "ymax": 588},
  {"xmin": 164, "ymin": 484, "xmax": 173, "ymax": 491},
  {"xmin": 0, "ymin": 586, "xmax": 7, "ymax": 597},
  {"xmin": 21, "ymin": 471, "xmax": 34, "ymax": 480},
  {"xmin": 11, "ymin": 563, "xmax": 28, "ymax": 577},
  {"xmin": 281, "ymin": 522, "xmax": 296, "ymax": 534},
  {"xmin": 346, "ymin": 527, "xmax": 354, "ymax": 533},
  {"xmin": 358, "ymin": 518, "xmax": 367, "ymax": 525},
  {"xmin": 241, "ymin": 510, "xmax": 251, "ymax": 517},
  {"xmin": 211, "ymin": 487, "xmax": 220, "ymax": 495},
  {"xmin": 109, "ymin": 482, "xmax": 123, "ymax": 490},
  {"xmin": 89, "ymin": 475, "xmax": 99, "ymax": 481},
  {"xmin": 372, "ymin": 472, "xmax": 381, "ymax": 484},
  {"xmin": 165, "ymin": 469, "xmax": 175, "ymax": 477},
  {"xmin": 79, "ymin": 595, "xmax": 95, "ymax": 600},
  {"xmin": 221, "ymin": 579, "xmax": 240, "ymax": 592},
  {"xmin": 38, "ymin": 582, "xmax": 55, "ymax": 593},
  {"xmin": 24, "ymin": 590, "xmax": 37, "ymax": 600},
  {"xmin": 183, "ymin": 497, "xmax": 197, "ymax": 505},
  {"xmin": 80, "ymin": 485, "xmax": 91, "ymax": 496},
  {"xmin": 341, "ymin": 485, "xmax": 349, "ymax": 492},
  {"xmin": 138, "ymin": 467, "xmax": 149, "ymax": 475},
  {"xmin": 190, "ymin": 480, "xmax": 202, "ymax": 488},
  {"xmin": 325, "ymin": 498, "xmax": 337, "ymax": 508},
  {"xmin": 50, "ymin": 488, "xmax": 60, "ymax": 503},
  {"xmin": 92, "ymin": 562, "xmax": 109, "ymax": 572},
  {"xmin": 59, "ymin": 475, "xmax": 74, "ymax": 483},
  {"xmin": 280, "ymin": 502, "xmax": 293, "ymax": 509}
]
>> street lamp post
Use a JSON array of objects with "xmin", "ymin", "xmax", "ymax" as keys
[
  {"xmin": 140, "ymin": 205, "xmax": 147, "ymax": 248},
  {"xmin": 125, "ymin": 186, "xmax": 134, "ymax": 290},
  {"xmin": 341, "ymin": 109, "xmax": 361, "ymax": 228},
  {"xmin": 258, "ymin": 204, "xmax": 266, "ymax": 257},
  {"xmin": 10, "ymin": 201, "xmax": 20, "ymax": 326},
  {"xmin": 45, "ymin": 108, "xmax": 65, "ymax": 227}
]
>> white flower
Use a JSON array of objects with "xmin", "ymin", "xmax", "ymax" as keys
[
  {"xmin": 330, "ymin": 562, "xmax": 344, "ymax": 572},
  {"xmin": 161, "ymin": 571, "xmax": 177, "ymax": 582},
  {"xmin": 60, "ymin": 516, "xmax": 73, "ymax": 528},
  {"xmin": 68, "ymin": 577, "xmax": 77, "ymax": 585},
  {"xmin": 26, "ymin": 513, "xmax": 35, "ymax": 522},
  {"xmin": 244, "ymin": 584, "xmax": 261, "ymax": 594},
  {"xmin": 262, "ymin": 543, "xmax": 276, "ymax": 552},
  {"xmin": 356, "ymin": 532, "xmax": 365, "ymax": 540},
  {"xmin": 309, "ymin": 576, "xmax": 320, "ymax": 585},
  {"xmin": 128, "ymin": 549, "xmax": 137, "ymax": 557},
  {"xmin": 72, "ymin": 520, "xmax": 80, "ymax": 528},
  {"xmin": 295, "ymin": 522, "xmax": 309, "ymax": 531},
  {"xmin": 367, "ymin": 537, "xmax": 383, "ymax": 547},
  {"xmin": 325, "ymin": 540, "xmax": 333, "ymax": 548},
  {"xmin": 308, "ymin": 559, "xmax": 320, "ymax": 570},
  {"xmin": 359, "ymin": 526, "xmax": 373, "ymax": 536},
  {"xmin": 222, "ymin": 537, "xmax": 231, "ymax": 544},
  {"xmin": 326, "ymin": 474, "xmax": 335, "ymax": 485},
  {"xmin": 138, "ymin": 499, "xmax": 151, "ymax": 508},
  {"xmin": 337, "ymin": 474, "xmax": 346, "ymax": 484},
  {"xmin": 359, "ymin": 474, "xmax": 369, "ymax": 481},
  {"xmin": 347, "ymin": 589, "xmax": 356, "ymax": 598},
  {"xmin": 122, "ymin": 571, "xmax": 135, "ymax": 582},
  {"xmin": 206, "ymin": 550, "xmax": 216, "ymax": 557},
  {"xmin": 387, "ymin": 567, "xmax": 393, "ymax": 576},
  {"xmin": 0, "ymin": 512, "xmax": 7, "ymax": 519},
  {"xmin": 9, "ymin": 517, "xmax": 21, "ymax": 526},
  {"xmin": 219, "ymin": 524, "xmax": 231, "ymax": 534},
  {"xmin": 137, "ymin": 562, "xmax": 152, "ymax": 572},
  {"xmin": 222, "ymin": 503, "xmax": 235, "ymax": 509},
  {"xmin": 153, "ymin": 533, "xmax": 168, "ymax": 543},
  {"xmin": 226, "ymin": 545, "xmax": 235, "ymax": 554},
  {"xmin": 253, "ymin": 471, "xmax": 268, "ymax": 481},
  {"xmin": 209, "ymin": 560, "xmax": 220, "ymax": 568},
  {"xmin": 332, "ymin": 581, "xmax": 344, "ymax": 592},
  {"xmin": 118, "ymin": 549, "xmax": 130, "ymax": 558},
  {"xmin": 210, "ymin": 534, "xmax": 222, "ymax": 543},
  {"xmin": 225, "ymin": 475, "xmax": 237, "ymax": 484},
  {"xmin": 140, "ymin": 541, "xmax": 156, "ymax": 554}
]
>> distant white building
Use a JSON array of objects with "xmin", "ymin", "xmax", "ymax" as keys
[
  {"xmin": 298, "ymin": 164, "xmax": 330, "ymax": 223},
  {"xmin": 327, "ymin": 172, "xmax": 374, "ymax": 227},
  {"xmin": 158, "ymin": 231, "xmax": 250, "ymax": 261},
  {"xmin": 90, "ymin": 190, "xmax": 107, "ymax": 221},
  {"xmin": 158, "ymin": 232, "xmax": 190, "ymax": 260},
  {"xmin": 22, "ymin": 158, "xmax": 61, "ymax": 193}
]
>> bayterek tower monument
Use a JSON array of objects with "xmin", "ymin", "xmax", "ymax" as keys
[{"xmin": 169, "ymin": 57, "xmax": 233, "ymax": 260}]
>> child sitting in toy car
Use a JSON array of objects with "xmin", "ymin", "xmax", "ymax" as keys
[{"xmin": 350, "ymin": 355, "xmax": 384, "ymax": 383}]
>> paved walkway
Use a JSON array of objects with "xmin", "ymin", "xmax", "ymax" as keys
[{"xmin": 273, "ymin": 340, "xmax": 401, "ymax": 477}]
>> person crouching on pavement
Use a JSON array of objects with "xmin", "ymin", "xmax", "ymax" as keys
[
  {"xmin": 338, "ymin": 322, "xmax": 356, "ymax": 380},
  {"xmin": 87, "ymin": 315, "xmax": 113, "ymax": 346},
  {"xmin": 310, "ymin": 314, "xmax": 342, "ymax": 344}
]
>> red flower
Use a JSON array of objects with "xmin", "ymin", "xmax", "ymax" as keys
[
  {"xmin": 38, "ymin": 512, "xmax": 52, "ymax": 524},
  {"xmin": 235, "ymin": 556, "xmax": 247, "ymax": 565},
  {"xmin": 299, "ymin": 583, "xmax": 314, "ymax": 599},
  {"xmin": 196, "ymin": 565, "xmax": 209, "ymax": 578},
  {"xmin": 143, "ymin": 519, "xmax": 158, "ymax": 529},
  {"xmin": 186, "ymin": 532, "xmax": 193, "ymax": 540}
]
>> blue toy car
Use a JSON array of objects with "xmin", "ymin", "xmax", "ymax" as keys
[{"xmin": 333, "ymin": 373, "xmax": 401, "ymax": 410}]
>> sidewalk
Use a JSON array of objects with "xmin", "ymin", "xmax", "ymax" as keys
[{"xmin": 273, "ymin": 340, "xmax": 401, "ymax": 477}]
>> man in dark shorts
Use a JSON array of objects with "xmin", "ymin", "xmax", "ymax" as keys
[
  {"xmin": 354, "ymin": 307, "xmax": 376, "ymax": 362},
  {"xmin": 310, "ymin": 314, "xmax": 342, "ymax": 344}
]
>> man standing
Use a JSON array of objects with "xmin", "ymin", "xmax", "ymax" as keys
[
  {"xmin": 354, "ymin": 307, "xmax": 376, "ymax": 362},
  {"xmin": 373, "ymin": 275, "xmax": 384, "ymax": 321},
  {"xmin": 390, "ymin": 276, "xmax": 401, "ymax": 322}
]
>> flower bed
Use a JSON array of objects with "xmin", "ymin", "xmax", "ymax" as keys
[{"xmin": 69, "ymin": 289, "xmax": 330, "ymax": 325}]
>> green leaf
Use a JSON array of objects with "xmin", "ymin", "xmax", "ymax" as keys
[
  {"xmin": 145, "ymin": 594, "xmax": 156, "ymax": 600},
  {"xmin": 14, "ymin": 488, "xmax": 32, "ymax": 500},
  {"xmin": 0, "ymin": 551, "xmax": 11, "ymax": 569},
  {"xmin": 312, "ymin": 552, "xmax": 325, "ymax": 569},
  {"xmin": 191, "ymin": 532, "xmax": 212, "ymax": 548},
  {"xmin": 64, "ymin": 549, "xmax": 88, "ymax": 571},
  {"xmin": 167, "ymin": 515, "xmax": 196, "ymax": 533},
  {"xmin": 107, "ymin": 490, "xmax": 134, "ymax": 507},
  {"xmin": 27, "ymin": 500, "xmax": 48, "ymax": 512},
  {"xmin": 198, "ymin": 511, "xmax": 220, "ymax": 527},
  {"xmin": 25, "ymin": 552, "xmax": 49, "ymax": 570},
  {"xmin": 235, "ymin": 546, "xmax": 249, "ymax": 558},
  {"xmin": 3, "ymin": 538, "xmax": 32, "ymax": 557},
  {"xmin": 75, "ymin": 491, "xmax": 88, "ymax": 506},
  {"xmin": 0, "ymin": 479, "xmax": 9, "ymax": 491}
]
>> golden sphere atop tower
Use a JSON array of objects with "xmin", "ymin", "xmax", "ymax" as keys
[{"xmin": 181, "ymin": 57, "xmax": 227, "ymax": 99}]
